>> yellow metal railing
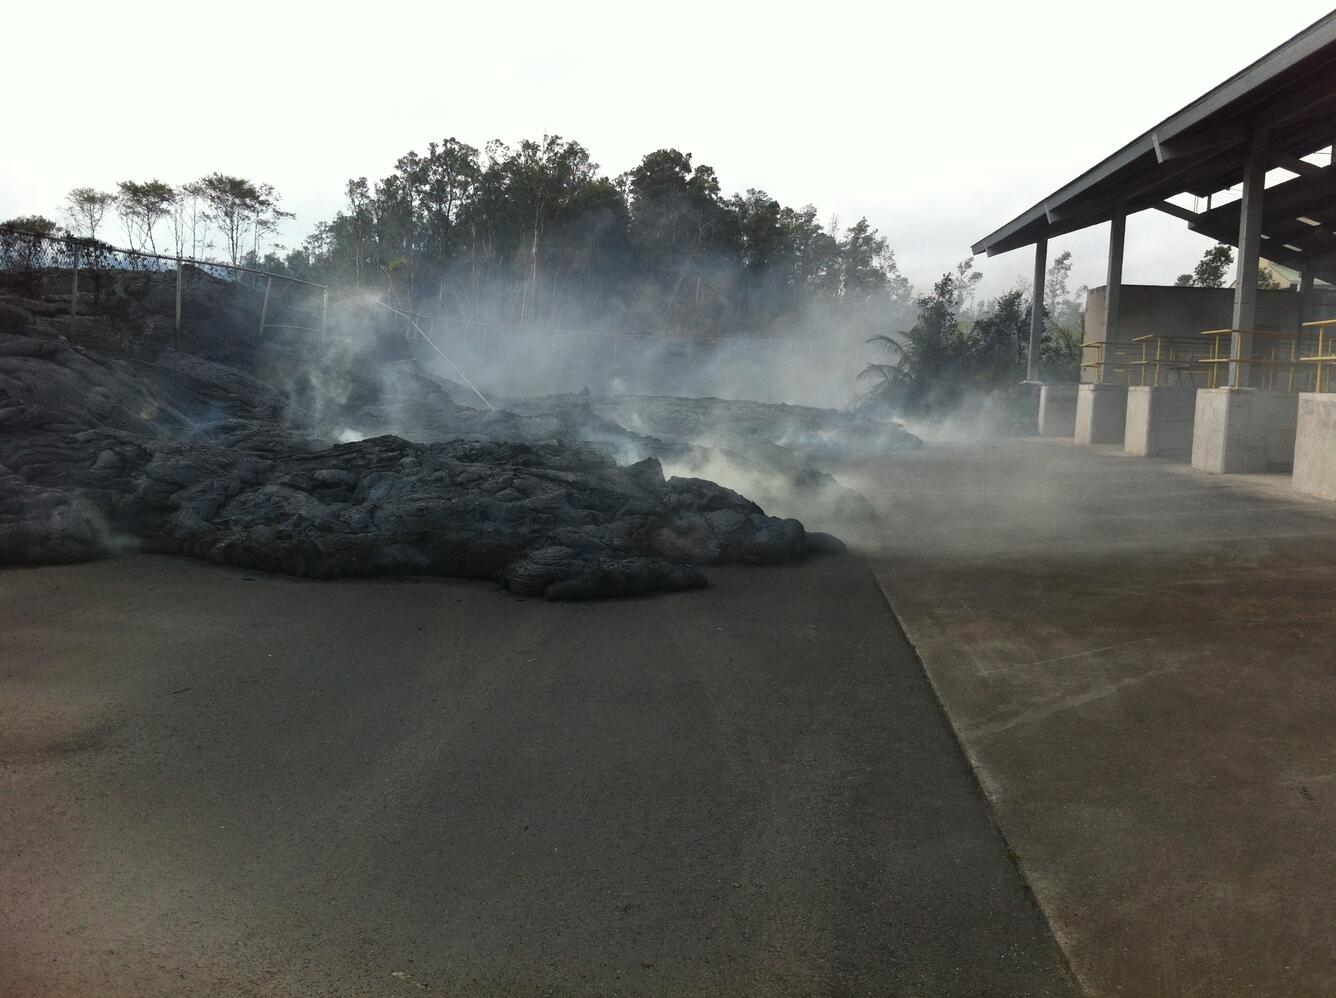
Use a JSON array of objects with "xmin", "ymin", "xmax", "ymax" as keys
[
  {"xmin": 1197, "ymin": 328, "xmax": 1317, "ymax": 390},
  {"xmin": 1299, "ymin": 318, "xmax": 1336, "ymax": 393},
  {"xmin": 1080, "ymin": 340, "xmax": 1139, "ymax": 384},
  {"xmin": 1129, "ymin": 335, "xmax": 1213, "ymax": 387}
]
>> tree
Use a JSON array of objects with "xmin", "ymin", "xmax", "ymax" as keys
[
  {"xmin": 972, "ymin": 289, "xmax": 1031, "ymax": 369},
  {"xmin": 1, "ymin": 215, "xmax": 61, "ymax": 268},
  {"xmin": 505, "ymin": 136, "xmax": 598, "ymax": 323},
  {"xmin": 293, "ymin": 131, "xmax": 915, "ymax": 339},
  {"xmin": 116, "ymin": 179, "xmax": 176, "ymax": 254},
  {"xmin": 952, "ymin": 258, "xmax": 984, "ymax": 318},
  {"xmin": 64, "ymin": 188, "xmax": 115, "ymax": 241},
  {"xmin": 3, "ymin": 214, "xmax": 59, "ymax": 236},
  {"xmin": 627, "ymin": 148, "xmax": 735, "ymax": 325},
  {"xmin": 197, "ymin": 174, "xmax": 286, "ymax": 266},
  {"xmin": 398, "ymin": 138, "xmax": 480, "ymax": 264},
  {"xmin": 168, "ymin": 180, "xmax": 210, "ymax": 259},
  {"xmin": 859, "ymin": 274, "xmax": 972, "ymax": 413},
  {"xmin": 248, "ymin": 182, "xmax": 293, "ymax": 263},
  {"xmin": 1175, "ymin": 244, "xmax": 1233, "ymax": 288},
  {"xmin": 1044, "ymin": 249, "xmax": 1074, "ymax": 319},
  {"xmin": 838, "ymin": 219, "xmax": 894, "ymax": 300},
  {"xmin": 341, "ymin": 178, "xmax": 373, "ymax": 287}
]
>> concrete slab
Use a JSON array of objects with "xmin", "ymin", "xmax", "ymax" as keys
[
  {"xmin": 1191, "ymin": 387, "xmax": 1299, "ymax": 474},
  {"xmin": 842, "ymin": 439, "xmax": 1336, "ymax": 997},
  {"xmin": 1039, "ymin": 384, "xmax": 1078, "ymax": 437},
  {"xmin": 1074, "ymin": 383, "xmax": 1127, "ymax": 445},
  {"xmin": 1293, "ymin": 393, "xmax": 1336, "ymax": 500},
  {"xmin": 1124, "ymin": 385, "xmax": 1196, "ymax": 458}
]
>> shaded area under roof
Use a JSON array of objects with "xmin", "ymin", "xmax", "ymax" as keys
[{"xmin": 973, "ymin": 12, "xmax": 1336, "ymax": 279}]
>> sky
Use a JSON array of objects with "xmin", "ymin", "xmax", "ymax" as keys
[{"xmin": 6, "ymin": 0, "xmax": 1334, "ymax": 301}]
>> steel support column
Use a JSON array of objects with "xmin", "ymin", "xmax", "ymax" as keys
[
  {"xmin": 1027, "ymin": 238, "xmax": 1047, "ymax": 381},
  {"xmin": 1102, "ymin": 205, "xmax": 1126, "ymax": 384},
  {"xmin": 1231, "ymin": 130, "xmax": 1268, "ymax": 386}
]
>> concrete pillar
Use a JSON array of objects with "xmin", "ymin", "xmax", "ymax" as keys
[
  {"xmin": 1191, "ymin": 387, "xmax": 1298, "ymax": 474},
  {"xmin": 1028, "ymin": 238, "xmax": 1047, "ymax": 382},
  {"xmin": 1230, "ymin": 130, "xmax": 1268, "ymax": 387},
  {"xmin": 1300, "ymin": 268, "xmax": 1314, "ymax": 325},
  {"xmin": 1075, "ymin": 383, "xmax": 1128, "ymax": 444},
  {"xmin": 1125, "ymin": 386, "xmax": 1197, "ymax": 459},
  {"xmin": 1294, "ymin": 393, "xmax": 1336, "ymax": 499},
  {"xmin": 1038, "ymin": 384, "xmax": 1078, "ymax": 436},
  {"xmin": 1102, "ymin": 204, "xmax": 1126, "ymax": 384}
]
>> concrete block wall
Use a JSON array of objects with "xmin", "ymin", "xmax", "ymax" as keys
[
  {"xmin": 1293, "ymin": 394, "xmax": 1336, "ymax": 499},
  {"xmin": 1124, "ymin": 387, "xmax": 1196, "ymax": 458},
  {"xmin": 1039, "ymin": 385, "xmax": 1078, "ymax": 437},
  {"xmin": 1074, "ymin": 384, "xmax": 1127, "ymax": 444},
  {"xmin": 1191, "ymin": 388, "xmax": 1299, "ymax": 474}
]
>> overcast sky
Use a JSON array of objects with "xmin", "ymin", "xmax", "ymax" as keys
[{"xmin": 6, "ymin": 0, "xmax": 1334, "ymax": 300}]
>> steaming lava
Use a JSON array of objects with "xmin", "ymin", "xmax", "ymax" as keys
[{"xmin": 0, "ymin": 273, "xmax": 917, "ymax": 598}]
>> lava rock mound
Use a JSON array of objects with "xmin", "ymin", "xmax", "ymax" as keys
[{"xmin": 0, "ymin": 323, "xmax": 845, "ymax": 599}]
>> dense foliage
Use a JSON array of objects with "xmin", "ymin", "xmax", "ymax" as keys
[
  {"xmin": 275, "ymin": 136, "xmax": 913, "ymax": 336},
  {"xmin": 1174, "ymin": 243, "xmax": 1281, "ymax": 289},
  {"xmin": 855, "ymin": 251, "xmax": 1087, "ymax": 415}
]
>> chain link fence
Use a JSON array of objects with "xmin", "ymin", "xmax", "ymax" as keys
[{"xmin": 0, "ymin": 226, "xmax": 327, "ymax": 353}]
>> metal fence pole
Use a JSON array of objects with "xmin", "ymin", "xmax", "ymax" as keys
[
  {"xmin": 321, "ymin": 287, "xmax": 328, "ymax": 343},
  {"xmin": 175, "ymin": 260, "xmax": 183, "ymax": 350},
  {"xmin": 259, "ymin": 276, "xmax": 272, "ymax": 339},
  {"xmin": 70, "ymin": 242, "xmax": 79, "ymax": 319}
]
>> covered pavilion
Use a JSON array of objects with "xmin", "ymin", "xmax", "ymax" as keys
[{"xmin": 973, "ymin": 11, "xmax": 1336, "ymax": 493}]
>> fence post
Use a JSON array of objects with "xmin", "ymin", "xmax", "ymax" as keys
[
  {"xmin": 321, "ymin": 287, "xmax": 328, "ymax": 343},
  {"xmin": 70, "ymin": 242, "xmax": 79, "ymax": 319},
  {"xmin": 259, "ymin": 276, "xmax": 272, "ymax": 339},
  {"xmin": 174, "ymin": 259, "xmax": 183, "ymax": 350}
]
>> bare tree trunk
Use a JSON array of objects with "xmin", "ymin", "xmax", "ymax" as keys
[{"xmin": 521, "ymin": 215, "xmax": 541, "ymax": 327}]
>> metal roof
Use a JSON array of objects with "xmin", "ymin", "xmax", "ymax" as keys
[{"xmin": 972, "ymin": 11, "xmax": 1336, "ymax": 276}]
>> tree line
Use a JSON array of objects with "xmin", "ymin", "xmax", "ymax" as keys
[
  {"xmin": 8, "ymin": 175, "xmax": 291, "ymax": 269},
  {"xmin": 11, "ymin": 136, "xmax": 919, "ymax": 338},
  {"xmin": 278, "ymin": 135, "xmax": 915, "ymax": 337}
]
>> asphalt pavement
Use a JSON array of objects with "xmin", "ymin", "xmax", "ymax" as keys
[{"xmin": 1, "ymin": 553, "xmax": 1074, "ymax": 996}]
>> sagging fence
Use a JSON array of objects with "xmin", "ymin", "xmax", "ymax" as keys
[{"xmin": 0, "ymin": 226, "xmax": 328, "ymax": 349}]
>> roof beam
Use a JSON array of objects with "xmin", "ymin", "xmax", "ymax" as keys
[
  {"xmin": 1201, "ymin": 168, "xmax": 1336, "ymax": 230},
  {"xmin": 1153, "ymin": 126, "xmax": 1245, "ymax": 163},
  {"xmin": 1044, "ymin": 147, "xmax": 1237, "ymax": 227},
  {"xmin": 1153, "ymin": 201, "xmax": 1203, "ymax": 224},
  {"xmin": 1271, "ymin": 151, "xmax": 1326, "ymax": 177}
]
